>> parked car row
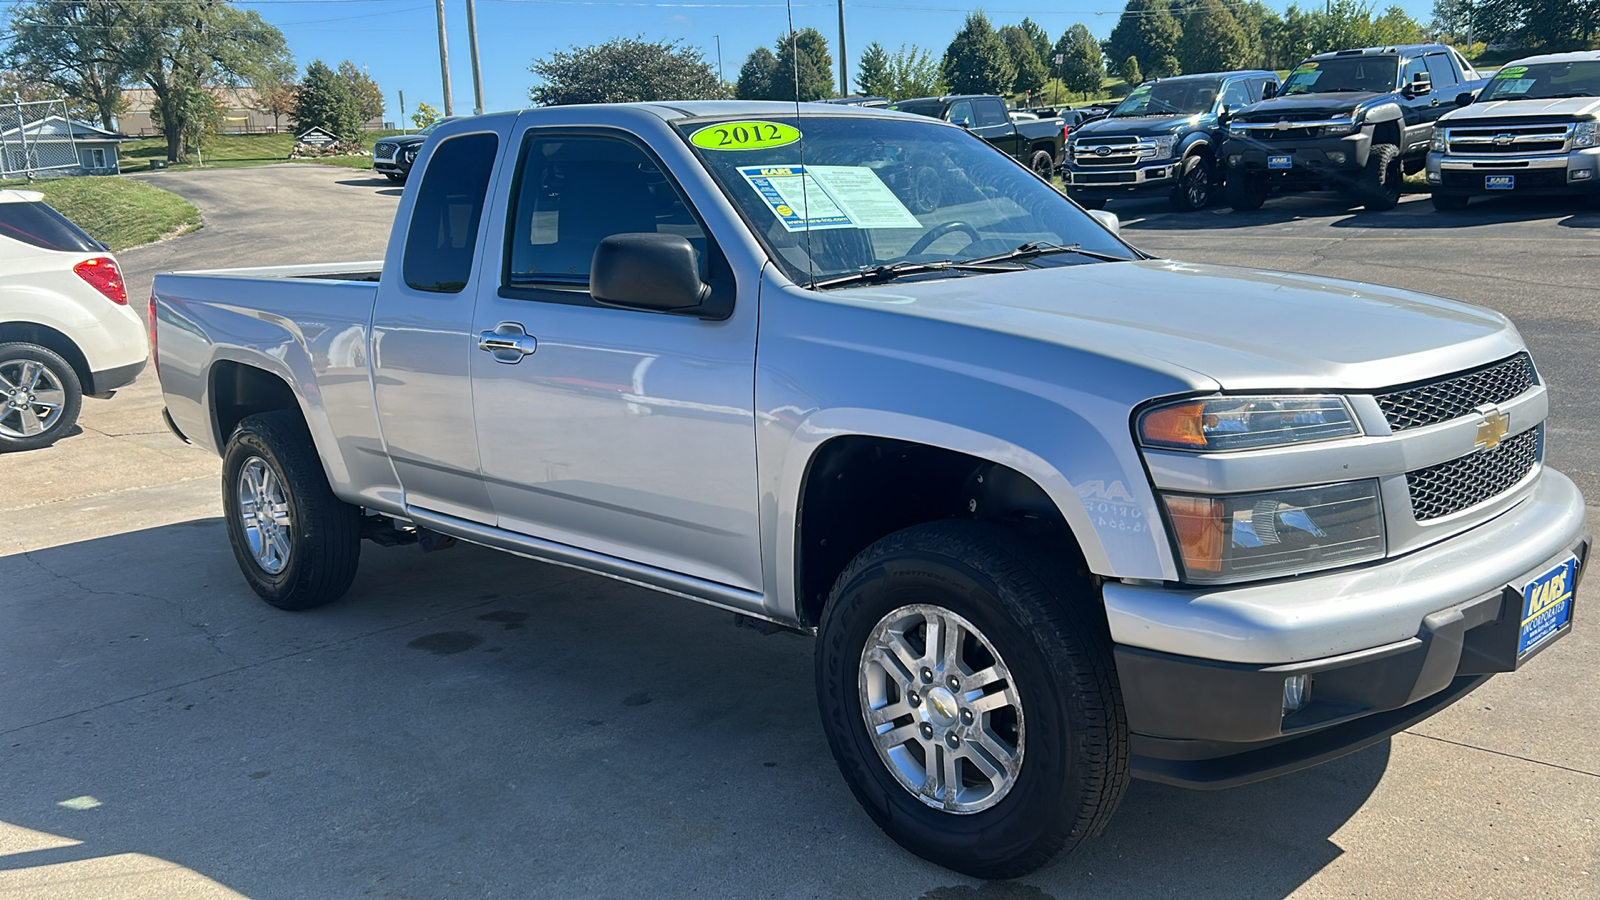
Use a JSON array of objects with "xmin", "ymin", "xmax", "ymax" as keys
[{"xmin": 1062, "ymin": 45, "xmax": 1600, "ymax": 213}]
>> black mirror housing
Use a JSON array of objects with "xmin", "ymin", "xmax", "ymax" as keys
[
  {"xmin": 1262, "ymin": 81, "xmax": 1278, "ymax": 100},
  {"xmin": 591, "ymin": 233, "xmax": 718, "ymax": 318},
  {"xmin": 1456, "ymin": 91, "xmax": 1475, "ymax": 107}
]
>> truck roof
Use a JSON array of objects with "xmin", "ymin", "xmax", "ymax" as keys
[
  {"xmin": 1144, "ymin": 69, "xmax": 1277, "ymax": 83},
  {"xmin": 1307, "ymin": 44, "xmax": 1448, "ymax": 60},
  {"xmin": 1499, "ymin": 49, "xmax": 1600, "ymax": 66}
]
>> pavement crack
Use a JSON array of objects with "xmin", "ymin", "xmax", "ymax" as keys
[{"xmin": 1402, "ymin": 730, "xmax": 1599, "ymax": 779}]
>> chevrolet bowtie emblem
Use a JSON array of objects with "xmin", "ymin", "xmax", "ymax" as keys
[{"xmin": 1476, "ymin": 406, "xmax": 1510, "ymax": 451}]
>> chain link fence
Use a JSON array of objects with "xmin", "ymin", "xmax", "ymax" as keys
[{"xmin": 0, "ymin": 98, "xmax": 81, "ymax": 179}]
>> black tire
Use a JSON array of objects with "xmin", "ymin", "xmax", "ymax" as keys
[
  {"xmin": 0, "ymin": 342, "xmax": 83, "ymax": 453},
  {"xmin": 1226, "ymin": 171, "xmax": 1268, "ymax": 211},
  {"xmin": 383, "ymin": 171, "xmax": 404, "ymax": 184},
  {"xmin": 1028, "ymin": 150, "xmax": 1055, "ymax": 180},
  {"xmin": 816, "ymin": 521, "xmax": 1128, "ymax": 879},
  {"xmin": 1431, "ymin": 192, "xmax": 1470, "ymax": 211},
  {"xmin": 1074, "ymin": 196, "xmax": 1107, "ymax": 210},
  {"xmin": 222, "ymin": 410, "xmax": 360, "ymax": 610},
  {"xmin": 1170, "ymin": 154, "xmax": 1215, "ymax": 212},
  {"xmin": 1360, "ymin": 143, "xmax": 1403, "ymax": 211}
]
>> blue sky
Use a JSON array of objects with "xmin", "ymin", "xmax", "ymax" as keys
[{"xmin": 250, "ymin": 0, "xmax": 1439, "ymax": 123}]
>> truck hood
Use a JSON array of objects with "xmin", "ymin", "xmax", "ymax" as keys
[
  {"xmin": 1444, "ymin": 96, "xmax": 1600, "ymax": 121},
  {"xmin": 1075, "ymin": 115, "xmax": 1201, "ymax": 138},
  {"xmin": 1235, "ymin": 91, "xmax": 1385, "ymax": 119},
  {"xmin": 828, "ymin": 260, "xmax": 1519, "ymax": 390}
]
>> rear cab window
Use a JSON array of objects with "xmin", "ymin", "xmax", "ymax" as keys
[
  {"xmin": 0, "ymin": 200, "xmax": 103, "ymax": 253},
  {"xmin": 402, "ymin": 132, "xmax": 499, "ymax": 293}
]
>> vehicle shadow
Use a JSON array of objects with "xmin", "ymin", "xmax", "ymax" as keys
[
  {"xmin": 0, "ymin": 520, "xmax": 1384, "ymax": 898},
  {"xmin": 1122, "ymin": 192, "xmax": 1600, "ymax": 232}
]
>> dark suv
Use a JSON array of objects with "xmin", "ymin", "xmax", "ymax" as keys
[
  {"xmin": 371, "ymin": 118, "xmax": 459, "ymax": 183},
  {"xmin": 1063, "ymin": 70, "xmax": 1278, "ymax": 211},
  {"xmin": 1222, "ymin": 45, "xmax": 1487, "ymax": 211}
]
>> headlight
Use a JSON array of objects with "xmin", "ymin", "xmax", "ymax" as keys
[
  {"xmin": 1151, "ymin": 136, "xmax": 1178, "ymax": 158},
  {"xmin": 1228, "ymin": 123, "xmax": 1250, "ymax": 138},
  {"xmin": 1162, "ymin": 480, "xmax": 1386, "ymax": 583},
  {"xmin": 1576, "ymin": 120, "xmax": 1599, "ymax": 149},
  {"xmin": 1317, "ymin": 121, "xmax": 1358, "ymax": 138},
  {"xmin": 403, "ymin": 146, "xmax": 417, "ymax": 161},
  {"xmin": 1138, "ymin": 395, "xmax": 1362, "ymax": 452},
  {"xmin": 1431, "ymin": 129, "xmax": 1448, "ymax": 152}
]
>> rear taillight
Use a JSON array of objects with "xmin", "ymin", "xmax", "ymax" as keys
[
  {"xmin": 1063, "ymin": 123, "xmax": 1071, "ymax": 143},
  {"xmin": 74, "ymin": 256, "xmax": 127, "ymax": 304},
  {"xmin": 148, "ymin": 292, "xmax": 159, "ymax": 375}
]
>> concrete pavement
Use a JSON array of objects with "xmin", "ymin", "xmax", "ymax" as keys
[{"xmin": 0, "ymin": 168, "xmax": 1594, "ymax": 898}]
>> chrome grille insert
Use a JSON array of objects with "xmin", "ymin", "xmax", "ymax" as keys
[
  {"xmin": 1375, "ymin": 352, "xmax": 1535, "ymax": 432},
  {"xmin": 373, "ymin": 143, "xmax": 397, "ymax": 161},
  {"xmin": 1406, "ymin": 427, "xmax": 1539, "ymax": 521}
]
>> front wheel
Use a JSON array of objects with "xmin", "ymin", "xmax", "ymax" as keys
[
  {"xmin": 816, "ymin": 521, "xmax": 1128, "ymax": 878},
  {"xmin": 222, "ymin": 411, "xmax": 361, "ymax": 610},
  {"xmin": 1360, "ymin": 143, "xmax": 1403, "ymax": 211},
  {"xmin": 0, "ymin": 342, "xmax": 82, "ymax": 453},
  {"xmin": 1170, "ymin": 154, "xmax": 1215, "ymax": 211},
  {"xmin": 1226, "ymin": 171, "xmax": 1268, "ymax": 211}
]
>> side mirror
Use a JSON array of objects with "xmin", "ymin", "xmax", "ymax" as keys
[
  {"xmin": 1217, "ymin": 103, "xmax": 1231, "ymax": 125},
  {"xmin": 1261, "ymin": 81, "xmax": 1278, "ymax": 100},
  {"xmin": 952, "ymin": 116, "xmax": 973, "ymax": 129},
  {"xmin": 1405, "ymin": 72, "xmax": 1433, "ymax": 96},
  {"xmin": 591, "ymin": 233, "xmax": 719, "ymax": 318},
  {"xmin": 1456, "ymin": 91, "xmax": 1475, "ymax": 107},
  {"xmin": 1088, "ymin": 208, "xmax": 1121, "ymax": 236}
]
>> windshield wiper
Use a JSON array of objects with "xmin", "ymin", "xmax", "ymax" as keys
[
  {"xmin": 1537, "ymin": 92, "xmax": 1597, "ymax": 99},
  {"xmin": 960, "ymin": 241, "xmax": 1132, "ymax": 266},
  {"xmin": 809, "ymin": 259, "xmax": 1023, "ymax": 290}
]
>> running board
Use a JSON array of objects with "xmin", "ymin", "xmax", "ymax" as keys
[{"xmin": 403, "ymin": 505, "xmax": 789, "ymax": 627}]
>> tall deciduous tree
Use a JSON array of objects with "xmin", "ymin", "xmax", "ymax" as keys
[
  {"xmin": 856, "ymin": 41, "xmax": 891, "ymax": 97},
  {"xmin": 736, "ymin": 46, "xmax": 779, "ymax": 100},
  {"xmin": 257, "ymin": 77, "xmax": 297, "ymax": 133},
  {"xmin": 771, "ymin": 28, "xmax": 834, "ymax": 101},
  {"xmin": 1107, "ymin": 0, "xmax": 1183, "ymax": 78},
  {"xmin": 529, "ymin": 36, "xmax": 724, "ymax": 106},
  {"xmin": 2, "ymin": 0, "xmax": 132, "ymax": 131},
  {"xmin": 942, "ymin": 12, "xmax": 1015, "ymax": 96},
  {"xmin": 1056, "ymin": 24, "xmax": 1105, "ymax": 100},
  {"xmin": 882, "ymin": 44, "xmax": 944, "ymax": 99},
  {"xmin": 999, "ymin": 25, "xmax": 1049, "ymax": 96}
]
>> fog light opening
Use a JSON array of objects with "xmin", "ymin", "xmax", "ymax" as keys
[
  {"xmin": 1572, "ymin": 169, "xmax": 1593, "ymax": 181},
  {"xmin": 1228, "ymin": 154, "xmax": 1242, "ymax": 167},
  {"xmin": 1427, "ymin": 170, "xmax": 1441, "ymax": 183},
  {"xmin": 1327, "ymin": 151, "xmax": 1347, "ymax": 165},
  {"xmin": 1283, "ymin": 674, "xmax": 1313, "ymax": 713}
]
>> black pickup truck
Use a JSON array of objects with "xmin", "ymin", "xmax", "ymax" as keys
[
  {"xmin": 890, "ymin": 95, "xmax": 1065, "ymax": 177},
  {"xmin": 1063, "ymin": 70, "xmax": 1279, "ymax": 211},
  {"xmin": 1221, "ymin": 44, "xmax": 1487, "ymax": 211}
]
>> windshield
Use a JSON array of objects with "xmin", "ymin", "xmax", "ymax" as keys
[
  {"xmin": 1479, "ymin": 60, "xmax": 1600, "ymax": 101},
  {"xmin": 679, "ymin": 115, "xmax": 1136, "ymax": 287},
  {"xmin": 1281, "ymin": 57, "xmax": 1399, "ymax": 95},
  {"xmin": 1111, "ymin": 80, "xmax": 1221, "ymax": 117}
]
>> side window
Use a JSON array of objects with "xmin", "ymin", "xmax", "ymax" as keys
[
  {"xmin": 1220, "ymin": 80, "xmax": 1252, "ymax": 109},
  {"xmin": 946, "ymin": 100, "xmax": 975, "ymax": 125},
  {"xmin": 403, "ymin": 132, "xmax": 498, "ymax": 294},
  {"xmin": 1254, "ymin": 78, "xmax": 1276, "ymax": 101},
  {"xmin": 503, "ymin": 134, "xmax": 707, "ymax": 295},
  {"xmin": 974, "ymin": 99, "xmax": 1008, "ymax": 126},
  {"xmin": 1402, "ymin": 56, "xmax": 1429, "ymax": 90},
  {"xmin": 1425, "ymin": 53, "xmax": 1458, "ymax": 90}
]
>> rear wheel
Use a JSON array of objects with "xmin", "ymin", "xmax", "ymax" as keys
[
  {"xmin": 1170, "ymin": 154, "xmax": 1215, "ymax": 212},
  {"xmin": 816, "ymin": 521, "xmax": 1128, "ymax": 878},
  {"xmin": 1431, "ymin": 192, "xmax": 1470, "ymax": 211},
  {"xmin": 1226, "ymin": 171, "xmax": 1268, "ymax": 211},
  {"xmin": 222, "ymin": 411, "xmax": 361, "ymax": 610},
  {"xmin": 1360, "ymin": 143, "xmax": 1403, "ymax": 211},
  {"xmin": 1028, "ymin": 150, "xmax": 1055, "ymax": 180},
  {"xmin": 0, "ymin": 342, "xmax": 82, "ymax": 453}
]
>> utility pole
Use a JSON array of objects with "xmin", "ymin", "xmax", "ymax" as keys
[
  {"xmin": 715, "ymin": 35, "xmax": 724, "ymax": 87},
  {"xmin": 434, "ymin": 0, "xmax": 454, "ymax": 116},
  {"xmin": 837, "ymin": 0, "xmax": 848, "ymax": 97},
  {"xmin": 465, "ymin": 0, "xmax": 485, "ymax": 115},
  {"xmin": 399, "ymin": 90, "xmax": 407, "ymax": 131}
]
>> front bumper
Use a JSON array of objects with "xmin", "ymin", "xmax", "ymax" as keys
[
  {"xmin": 1426, "ymin": 148, "xmax": 1600, "ymax": 195},
  {"xmin": 1064, "ymin": 160, "xmax": 1180, "ymax": 196},
  {"xmin": 1224, "ymin": 131, "xmax": 1372, "ymax": 183},
  {"xmin": 1106, "ymin": 468, "xmax": 1587, "ymax": 787}
]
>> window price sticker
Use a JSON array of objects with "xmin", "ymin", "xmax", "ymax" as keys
[{"xmin": 738, "ymin": 165, "xmax": 922, "ymax": 232}]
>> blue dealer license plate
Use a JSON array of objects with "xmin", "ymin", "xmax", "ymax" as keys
[
  {"xmin": 1486, "ymin": 174, "xmax": 1515, "ymax": 190},
  {"xmin": 1268, "ymin": 155, "xmax": 1292, "ymax": 169},
  {"xmin": 1518, "ymin": 557, "xmax": 1576, "ymax": 656}
]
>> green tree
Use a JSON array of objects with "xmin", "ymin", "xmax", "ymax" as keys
[
  {"xmin": 529, "ymin": 36, "xmax": 723, "ymax": 105},
  {"xmin": 1179, "ymin": 0, "xmax": 1251, "ymax": 74},
  {"xmin": 772, "ymin": 28, "xmax": 834, "ymax": 101},
  {"xmin": 856, "ymin": 41, "xmax": 892, "ymax": 96},
  {"xmin": 337, "ymin": 60, "xmax": 384, "ymax": 125},
  {"xmin": 999, "ymin": 25, "xmax": 1049, "ymax": 96},
  {"xmin": 1018, "ymin": 18, "xmax": 1052, "ymax": 68},
  {"xmin": 1057, "ymin": 24, "xmax": 1105, "ymax": 101},
  {"xmin": 1107, "ymin": 0, "xmax": 1183, "ymax": 78},
  {"xmin": 942, "ymin": 12, "xmax": 1015, "ymax": 95},
  {"xmin": 2, "ymin": 0, "xmax": 132, "ymax": 131},
  {"xmin": 736, "ymin": 46, "xmax": 779, "ymax": 100},
  {"xmin": 1369, "ymin": 5, "xmax": 1427, "ymax": 44},
  {"xmin": 294, "ymin": 59, "xmax": 363, "ymax": 139},
  {"xmin": 1121, "ymin": 56, "xmax": 1143, "ymax": 88},
  {"xmin": 882, "ymin": 44, "xmax": 945, "ymax": 99},
  {"xmin": 411, "ymin": 101, "xmax": 441, "ymax": 129}
]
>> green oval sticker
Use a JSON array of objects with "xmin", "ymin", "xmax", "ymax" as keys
[
  {"xmin": 691, "ymin": 121, "xmax": 802, "ymax": 151},
  {"xmin": 1496, "ymin": 66, "xmax": 1528, "ymax": 78}
]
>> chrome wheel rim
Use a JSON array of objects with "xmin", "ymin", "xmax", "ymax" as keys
[
  {"xmin": 1187, "ymin": 166, "xmax": 1210, "ymax": 207},
  {"xmin": 0, "ymin": 358, "xmax": 67, "ymax": 439},
  {"xmin": 237, "ymin": 457, "xmax": 292, "ymax": 574},
  {"xmin": 858, "ymin": 604, "xmax": 1025, "ymax": 814}
]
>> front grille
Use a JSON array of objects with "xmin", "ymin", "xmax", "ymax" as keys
[
  {"xmin": 1445, "ymin": 124, "xmax": 1571, "ymax": 156},
  {"xmin": 1406, "ymin": 427, "xmax": 1539, "ymax": 520},
  {"xmin": 1072, "ymin": 136, "xmax": 1152, "ymax": 167},
  {"xmin": 373, "ymin": 143, "xmax": 396, "ymax": 161},
  {"xmin": 1076, "ymin": 171, "xmax": 1138, "ymax": 184},
  {"xmin": 1375, "ymin": 352, "xmax": 1536, "ymax": 432}
]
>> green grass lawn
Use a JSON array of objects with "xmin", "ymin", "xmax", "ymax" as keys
[
  {"xmin": 121, "ymin": 130, "xmax": 408, "ymax": 173},
  {"xmin": 0, "ymin": 175, "xmax": 200, "ymax": 251}
]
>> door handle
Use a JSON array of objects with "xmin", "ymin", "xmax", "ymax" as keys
[{"xmin": 478, "ymin": 322, "xmax": 537, "ymax": 364}]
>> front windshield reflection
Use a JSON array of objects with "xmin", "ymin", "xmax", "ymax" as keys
[
  {"xmin": 1111, "ymin": 80, "xmax": 1221, "ymax": 117},
  {"xmin": 1282, "ymin": 58, "xmax": 1399, "ymax": 95},
  {"xmin": 678, "ymin": 115, "xmax": 1136, "ymax": 287},
  {"xmin": 1479, "ymin": 61, "xmax": 1600, "ymax": 101}
]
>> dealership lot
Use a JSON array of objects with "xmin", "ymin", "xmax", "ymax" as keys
[{"xmin": 0, "ymin": 168, "xmax": 1595, "ymax": 898}]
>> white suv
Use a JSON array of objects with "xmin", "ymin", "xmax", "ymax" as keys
[{"xmin": 0, "ymin": 189, "xmax": 147, "ymax": 451}]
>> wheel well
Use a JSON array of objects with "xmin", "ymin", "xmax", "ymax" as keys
[
  {"xmin": 1371, "ymin": 120, "xmax": 1401, "ymax": 148},
  {"xmin": 1029, "ymin": 141, "xmax": 1056, "ymax": 157},
  {"xmin": 0, "ymin": 322, "xmax": 91, "ymax": 390},
  {"xmin": 1186, "ymin": 141, "xmax": 1214, "ymax": 160},
  {"xmin": 211, "ymin": 361, "xmax": 299, "ymax": 445},
  {"xmin": 795, "ymin": 436, "xmax": 1081, "ymax": 627}
]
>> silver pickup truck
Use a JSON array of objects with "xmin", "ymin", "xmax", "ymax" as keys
[{"xmin": 153, "ymin": 102, "xmax": 1588, "ymax": 878}]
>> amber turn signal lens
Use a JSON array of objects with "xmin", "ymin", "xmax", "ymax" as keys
[
  {"xmin": 1163, "ymin": 495, "xmax": 1225, "ymax": 574},
  {"xmin": 1140, "ymin": 402, "xmax": 1208, "ymax": 449}
]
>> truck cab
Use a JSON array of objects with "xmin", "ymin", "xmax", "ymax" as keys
[
  {"xmin": 1426, "ymin": 51, "xmax": 1600, "ymax": 210},
  {"xmin": 1064, "ymin": 70, "xmax": 1278, "ymax": 212},
  {"xmin": 889, "ymin": 94, "xmax": 1065, "ymax": 178}
]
